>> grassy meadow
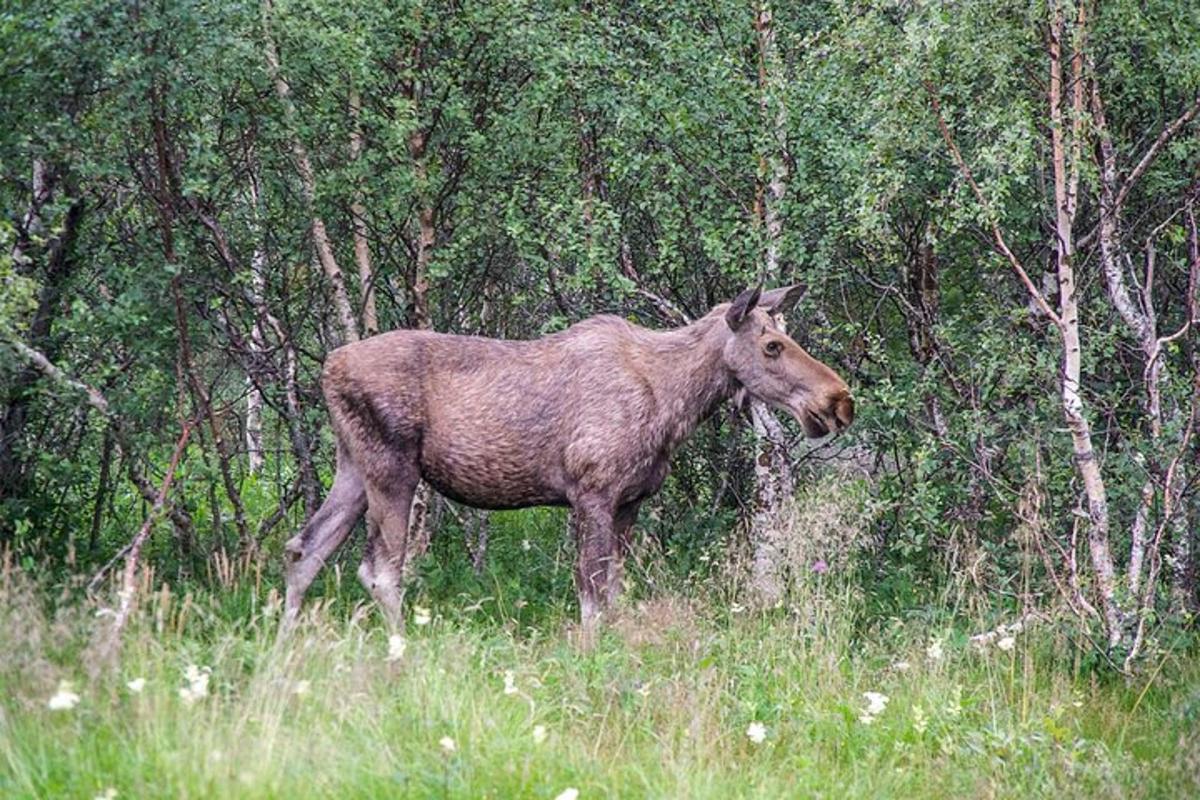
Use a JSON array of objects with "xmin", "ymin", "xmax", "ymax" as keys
[{"xmin": 1, "ymin": 502, "xmax": 1198, "ymax": 799}]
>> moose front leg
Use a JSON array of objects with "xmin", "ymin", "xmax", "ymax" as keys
[{"xmin": 571, "ymin": 497, "xmax": 618, "ymax": 641}]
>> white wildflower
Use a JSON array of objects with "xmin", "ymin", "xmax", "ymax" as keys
[
  {"xmin": 863, "ymin": 691, "xmax": 889, "ymax": 716},
  {"xmin": 387, "ymin": 634, "xmax": 408, "ymax": 661},
  {"xmin": 503, "ymin": 670, "xmax": 518, "ymax": 696},
  {"xmin": 926, "ymin": 639, "xmax": 944, "ymax": 662},
  {"xmin": 292, "ymin": 680, "xmax": 311, "ymax": 696},
  {"xmin": 125, "ymin": 677, "xmax": 146, "ymax": 694},
  {"xmin": 745, "ymin": 721, "xmax": 767, "ymax": 744},
  {"xmin": 553, "ymin": 789, "xmax": 579, "ymax": 800},
  {"xmin": 179, "ymin": 664, "xmax": 211, "ymax": 705},
  {"xmin": 48, "ymin": 680, "xmax": 81, "ymax": 711},
  {"xmin": 729, "ymin": 603, "xmax": 745, "ymax": 615},
  {"xmin": 93, "ymin": 789, "xmax": 118, "ymax": 800},
  {"xmin": 413, "ymin": 606, "xmax": 432, "ymax": 626},
  {"xmin": 532, "ymin": 724, "xmax": 548, "ymax": 744},
  {"xmin": 521, "ymin": 539, "xmax": 532, "ymax": 552},
  {"xmin": 439, "ymin": 735, "xmax": 456, "ymax": 754},
  {"xmin": 972, "ymin": 619, "xmax": 1026, "ymax": 649}
]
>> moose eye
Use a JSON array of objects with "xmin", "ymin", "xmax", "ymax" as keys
[{"xmin": 763, "ymin": 340, "xmax": 783, "ymax": 358}]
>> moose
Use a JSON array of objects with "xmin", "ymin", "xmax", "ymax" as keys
[{"xmin": 282, "ymin": 286, "xmax": 853, "ymax": 632}]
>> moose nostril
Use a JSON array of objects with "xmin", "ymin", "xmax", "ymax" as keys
[{"xmin": 833, "ymin": 394, "xmax": 854, "ymax": 429}]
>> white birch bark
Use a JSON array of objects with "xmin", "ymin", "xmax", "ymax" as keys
[{"xmin": 748, "ymin": 0, "xmax": 795, "ymax": 605}]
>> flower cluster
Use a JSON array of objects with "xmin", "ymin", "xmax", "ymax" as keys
[
  {"xmin": 970, "ymin": 620, "xmax": 1023, "ymax": 652},
  {"xmin": 859, "ymin": 691, "xmax": 889, "ymax": 725},
  {"xmin": 387, "ymin": 634, "xmax": 408, "ymax": 661},
  {"xmin": 48, "ymin": 680, "xmax": 81, "ymax": 711},
  {"xmin": 179, "ymin": 665, "xmax": 211, "ymax": 705}
]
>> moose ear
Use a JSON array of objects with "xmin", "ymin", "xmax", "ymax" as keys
[
  {"xmin": 725, "ymin": 286, "xmax": 761, "ymax": 330},
  {"xmin": 759, "ymin": 284, "xmax": 807, "ymax": 317}
]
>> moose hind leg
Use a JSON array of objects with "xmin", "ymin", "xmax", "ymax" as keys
[
  {"xmin": 283, "ymin": 449, "xmax": 367, "ymax": 625},
  {"xmin": 359, "ymin": 471, "xmax": 419, "ymax": 627}
]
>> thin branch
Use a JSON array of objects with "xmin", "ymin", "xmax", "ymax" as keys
[
  {"xmin": 7, "ymin": 339, "xmax": 112, "ymax": 417},
  {"xmin": 1114, "ymin": 94, "xmax": 1200, "ymax": 214},
  {"xmin": 922, "ymin": 81, "xmax": 1065, "ymax": 328}
]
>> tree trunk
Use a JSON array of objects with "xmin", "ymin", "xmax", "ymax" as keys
[
  {"xmin": 748, "ymin": 0, "xmax": 795, "ymax": 605},
  {"xmin": 1049, "ymin": 0, "xmax": 1123, "ymax": 647},
  {"xmin": 0, "ymin": 161, "xmax": 83, "ymax": 517},
  {"xmin": 754, "ymin": 1, "xmax": 788, "ymax": 276},
  {"xmin": 407, "ymin": 121, "xmax": 435, "ymax": 332},
  {"xmin": 349, "ymin": 87, "xmax": 379, "ymax": 337},
  {"xmin": 149, "ymin": 84, "xmax": 251, "ymax": 554},
  {"xmin": 749, "ymin": 400, "xmax": 792, "ymax": 607},
  {"xmin": 399, "ymin": 57, "xmax": 436, "ymax": 558},
  {"xmin": 245, "ymin": 242, "xmax": 267, "ymax": 476},
  {"xmin": 88, "ymin": 423, "xmax": 116, "ymax": 555},
  {"xmin": 261, "ymin": 0, "xmax": 359, "ymax": 345}
]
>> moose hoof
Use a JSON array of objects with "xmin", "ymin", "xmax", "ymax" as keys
[{"xmin": 284, "ymin": 540, "xmax": 305, "ymax": 563}]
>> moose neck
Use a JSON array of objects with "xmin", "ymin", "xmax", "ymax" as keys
[{"xmin": 646, "ymin": 314, "xmax": 737, "ymax": 451}]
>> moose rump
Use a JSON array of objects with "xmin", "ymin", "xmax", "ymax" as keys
[{"xmin": 282, "ymin": 286, "xmax": 854, "ymax": 632}]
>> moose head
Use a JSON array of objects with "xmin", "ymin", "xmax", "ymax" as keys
[{"xmin": 722, "ymin": 285, "xmax": 854, "ymax": 438}]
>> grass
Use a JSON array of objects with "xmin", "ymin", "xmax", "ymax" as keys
[{"xmin": 1, "ymin": 517, "xmax": 1197, "ymax": 799}]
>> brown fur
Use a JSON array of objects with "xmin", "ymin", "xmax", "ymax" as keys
[{"xmin": 282, "ymin": 286, "xmax": 853, "ymax": 631}]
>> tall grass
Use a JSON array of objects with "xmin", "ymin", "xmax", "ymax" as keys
[{"xmin": 1, "ymin": 509, "xmax": 1197, "ymax": 798}]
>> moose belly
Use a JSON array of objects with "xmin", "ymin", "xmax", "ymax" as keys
[{"xmin": 417, "ymin": 432, "xmax": 566, "ymax": 510}]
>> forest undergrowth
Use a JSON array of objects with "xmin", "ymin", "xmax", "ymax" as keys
[{"xmin": 2, "ymin": 511, "xmax": 1196, "ymax": 800}]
